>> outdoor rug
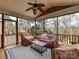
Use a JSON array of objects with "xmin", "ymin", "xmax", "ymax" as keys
[{"xmin": 5, "ymin": 45, "xmax": 51, "ymax": 59}]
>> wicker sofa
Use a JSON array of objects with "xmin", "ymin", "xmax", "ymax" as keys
[{"xmin": 38, "ymin": 33, "xmax": 59, "ymax": 48}]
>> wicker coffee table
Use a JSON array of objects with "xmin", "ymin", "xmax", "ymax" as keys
[{"xmin": 31, "ymin": 40, "xmax": 47, "ymax": 56}]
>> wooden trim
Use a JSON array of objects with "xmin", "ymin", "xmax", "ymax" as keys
[
  {"xmin": 1, "ymin": 14, "xmax": 4, "ymax": 48},
  {"xmin": 4, "ymin": 19, "xmax": 16, "ymax": 22},
  {"xmin": 3, "ymin": 14, "xmax": 30, "ymax": 21},
  {"xmin": 41, "ymin": 12, "xmax": 79, "ymax": 21},
  {"xmin": 16, "ymin": 17, "xmax": 18, "ymax": 44}
]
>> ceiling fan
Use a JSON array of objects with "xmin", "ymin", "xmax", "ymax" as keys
[{"xmin": 25, "ymin": 0, "xmax": 45, "ymax": 15}]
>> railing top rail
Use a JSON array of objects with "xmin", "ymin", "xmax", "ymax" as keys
[{"xmin": 58, "ymin": 34, "xmax": 79, "ymax": 36}]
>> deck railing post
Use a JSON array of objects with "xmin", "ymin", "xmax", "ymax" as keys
[
  {"xmin": 1, "ymin": 14, "xmax": 4, "ymax": 48},
  {"xmin": 57, "ymin": 17, "xmax": 59, "ymax": 41},
  {"xmin": 16, "ymin": 17, "xmax": 18, "ymax": 44},
  {"xmin": 78, "ymin": 36, "xmax": 79, "ymax": 43}
]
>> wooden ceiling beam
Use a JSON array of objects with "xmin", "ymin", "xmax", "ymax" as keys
[{"xmin": 37, "ymin": 5, "xmax": 75, "ymax": 17}]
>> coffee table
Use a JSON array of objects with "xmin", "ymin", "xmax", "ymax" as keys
[{"xmin": 31, "ymin": 40, "xmax": 47, "ymax": 56}]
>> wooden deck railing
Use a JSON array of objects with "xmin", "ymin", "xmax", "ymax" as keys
[
  {"xmin": 0, "ymin": 33, "xmax": 79, "ymax": 48},
  {"xmin": 58, "ymin": 34, "xmax": 79, "ymax": 44}
]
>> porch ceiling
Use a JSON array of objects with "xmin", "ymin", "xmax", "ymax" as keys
[{"xmin": 0, "ymin": 0, "xmax": 79, "ymax": 19}]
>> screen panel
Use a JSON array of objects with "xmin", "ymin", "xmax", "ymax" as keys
[
  {"xmin": 45, "ymin": 18, "xmax": 57, "ymax": 34},
  {"xmin": 4, "ymin": 20, "xmax": 16, "ymax": 46}
]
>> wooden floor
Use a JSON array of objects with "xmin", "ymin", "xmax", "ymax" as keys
[
  {"xmin": 0, "ymin": 49, "xmax": 5, "ymax": 59},
  {"xmin": 0, "ymin": 44, "xmax": 20, "ymax": 59}
]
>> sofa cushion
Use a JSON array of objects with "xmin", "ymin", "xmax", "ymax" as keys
[
  {"xmin": 40, "ymin": 33, "xmax": 48, "ymax": 39},
  {"xmin": 48, "ymin": 34, "xmax": 57, "ymax": 39},
  {"xmin": 25, "ymin": 35, "xmax": 34, "ymax": 40}
]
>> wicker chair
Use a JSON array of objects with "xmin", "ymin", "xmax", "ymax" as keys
[{"xmin": 21, "ymin": 34, "xmax": 34, "ymax": 46}]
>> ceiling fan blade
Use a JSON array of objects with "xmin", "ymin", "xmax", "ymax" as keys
[
  {"xmin": 37, "ymin": 7, "xmax": 44, "ymax": 12},
  {"xmin": 27, "ymin": 2, "xmax": 34, "ymax": 5},
  {"xmin": 25, "ymin": 7, "xmax": 33, "ymax": 11},
  {"xmin": 38, "ymin": 4, "xmax": 45, "ymax": 7}
]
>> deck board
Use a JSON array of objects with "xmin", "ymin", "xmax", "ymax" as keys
[{"xmin": 0, "ymin": 49, "xmax": 5, "ymax": 59}]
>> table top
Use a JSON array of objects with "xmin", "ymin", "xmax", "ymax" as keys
[{"xmin": 32, "ymin": 40, "xmax": 47, "ymax": 47}]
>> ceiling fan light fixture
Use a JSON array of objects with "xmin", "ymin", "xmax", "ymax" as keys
[
  {"xmin": 33, "ymin": 8, "xmax": 37, "ymax": 15},
  {"xmin": 25, "ymin": 0, "xmax": 45, "ymax": 15}
]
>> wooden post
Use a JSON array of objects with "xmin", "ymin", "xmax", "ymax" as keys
[
  {"xmin": 51, "ymin": 48, "xmax": 55, "ymax": 59},
  {"xmin": 43, "ymin": 20, "xmax": 45, "ymax": 32},
  {"xmin": 1, "ymin": 14, "xmax": 4, "ymax": 48},
  {"xmin": 57, "ymin": 17, "xmax": 59, "ymax": 40},
  {"xmin": 78, "ymin": 36, "xmax": 79, "ymax": 43},
  {"xmin": 16, "ymin": 17, "xmax": 18, "ymax": 44},
  {"xmin": 34, "ymin": 20, "xmax": 36, "ymax": 36}
]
